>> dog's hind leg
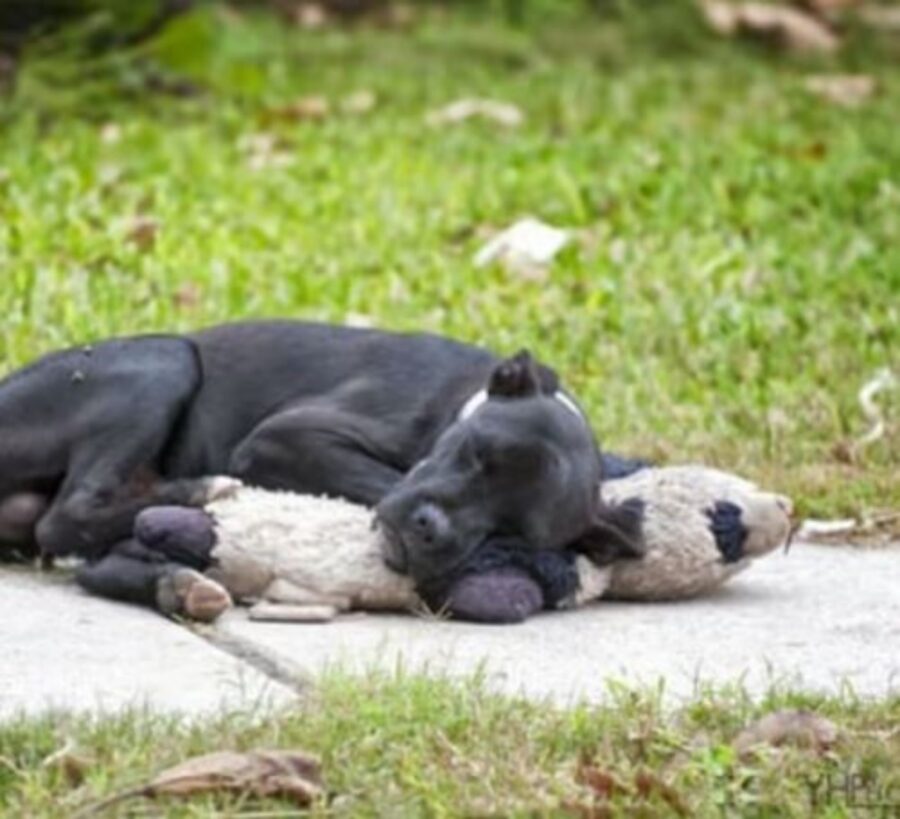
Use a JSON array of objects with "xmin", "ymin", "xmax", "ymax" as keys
[
  {"xmin": 33, "ymin": 337, "xmax": 206, "ymax": 559},
  {"xmin": 0, "ymin": 492, "xmax": 49, "ymax": 562},
  {"xmin": 76, "ymin": 538, "xmax": 231, "ymax": 621}
]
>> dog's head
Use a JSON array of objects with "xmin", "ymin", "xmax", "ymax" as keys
[{"xmin": 374, "ymin": 350, "xmax": 643, "ymax": 586}]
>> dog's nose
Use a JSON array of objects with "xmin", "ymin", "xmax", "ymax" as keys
[{"xmin": 410, "ymin": 503, "xmax": 449, "ymax": 548}]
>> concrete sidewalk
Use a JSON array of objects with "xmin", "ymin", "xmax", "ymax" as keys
[
  {"xmin": 1, "ymin": 542, "xmax": 898, "ymax": 718},
  {"xmin": 0, "ymin": 567, "xmax": 295, "ymax": 719}
]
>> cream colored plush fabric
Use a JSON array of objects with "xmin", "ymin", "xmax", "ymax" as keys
[
  {"xmin": 205, "ymin": 487, "xmax": 415, "ymax": 614},
  {"xmin": 200, "ymin": 465, "xmax": 792, "ymax": 619}
]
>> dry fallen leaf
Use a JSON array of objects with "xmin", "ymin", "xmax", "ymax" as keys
[
  {"xmin": 75, "ymin": 749, "xmax": 323, "ymax": 817},
  {"xmin": 269, "ymin": 95, "xmax": 331, "ymax": 122},
  {"xmin": 426, "ymin": 98, "xmax": 524, "ymax": 128},
  {"xmin": 701, "ymin": 1, "xmax": 841, "ymax": 52},
  {"xmin": 42, "ymin": 740, "xmax": 91, "ymax": 787},
  {"xmin": 733, "ymin": 709, "xmax": 839, "ymax": 755},
  {"xmin": 803, "ymin": 74, "xmax": 875, "ymax": 107},
  {"xmin": 99, "ymin": 122, "xmax": 122, "ymax": 145},
  {"xmin": 576, "ymin": 761, "xmax": 626, "ymax": 801},
  {"xmin": 341, "ymin": 90, "xmax": 377, "ymax": 115},
  {"xmin": 859, "ymin": 4, "xmax": 900, "ymax": 30},
  {"xmin": 125, "ymin": 216, "xmax": 159, "ymax": 252},
  {"xmin": 238, "ymin": 132, "xmax": 295, "ymax": 170},
  {"xmin": 293, "ymin": 2, "xmax": 328, "ymax": 28},
  {"xmin": 172, "ymin": 281, "xmax": 203, "ymax": 311},
  {"xmin": 633, "ymin": 769, "xmax": 689, "ymax": 816},
  {"xmin": 802, "ymin": 0, "xmax": 861, "ymax": 15}
]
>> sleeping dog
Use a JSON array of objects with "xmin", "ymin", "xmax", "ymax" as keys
[{"xmin": 0, "ymin": 321, "xmax": 644, "ymax": 608}]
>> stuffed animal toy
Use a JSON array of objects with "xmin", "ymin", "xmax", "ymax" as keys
[{"xmin": 109, "ymin": 465, "xmax": 792, "ymax": 625}]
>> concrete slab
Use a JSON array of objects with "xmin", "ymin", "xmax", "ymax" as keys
[
  {"xmin": 217, "ymin": 543, "xmax": 900, "ymax": 704},
  {"xmin": 0, "ymin": 567, "xmax": 296, "ymax": 720}
]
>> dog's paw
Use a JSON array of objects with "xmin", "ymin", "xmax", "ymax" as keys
[{"xmin": 156, "ymin": 568, "xmax": 233, "ymax": 622}]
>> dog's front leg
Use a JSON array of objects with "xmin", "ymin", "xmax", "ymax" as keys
[{"xmin": 228, "ymin": 405, "xmax": 405, "ymax": 506}]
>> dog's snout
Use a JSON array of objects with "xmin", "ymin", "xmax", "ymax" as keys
[{"xmin": 410, "ymin": 503, "xmax": 448, "ymax": 547}]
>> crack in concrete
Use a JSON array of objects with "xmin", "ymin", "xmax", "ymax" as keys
[{"xmin": 189, "ymin": 621, "xmax": 311, "ymax": 695}]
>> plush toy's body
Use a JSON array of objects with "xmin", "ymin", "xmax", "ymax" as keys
[{"xmin": 124, "ymin": 465, "xmax": 792, "ymax": 624}]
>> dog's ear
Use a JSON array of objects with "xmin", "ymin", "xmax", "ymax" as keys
[
  {"xmin": 488, "ymin": 350, "xmax": 541, "ymax": 398},
  {"xmin": 570, "ymin": 497, "xmax": 645, "ymax": 565}
]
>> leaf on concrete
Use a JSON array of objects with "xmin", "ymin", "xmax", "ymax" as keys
[
  {"xmin": 803, "ymin": 74, "xmax": 875, "ymax": 107},
  {"xmin": 733, "ymin": 709, "xmax": 839, "ymax": 755},
  {"xmin": 426, "ymin": 99, "xmax": 524, "ymax": 128},
  {"xmin": 701, "ymin": 2, "xmax": 841, "ymax": 52}
]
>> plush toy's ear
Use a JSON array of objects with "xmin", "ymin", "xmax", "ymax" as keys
[{"xmin": 571, "ymin": 497, "xmax": 645, "ymax": 565}]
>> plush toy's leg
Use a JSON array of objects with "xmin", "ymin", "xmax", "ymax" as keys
[
  {"xmin": 443, "ymin": 570, "xmax": 544, "ymax": 624},
  {"xmin": 249, "ymin": 601, "xmax": 339, "ymax": 623},
  {"xmin": 134, "ymin": 506, "xmax": 217, "ymax": 570},
  {"xmin": 263, "ymin": 577, "xmax": 352, "ymax": 610},
  {"xmin": 76, "ymin": 538, "xmax": 232, "ymax": 621}
]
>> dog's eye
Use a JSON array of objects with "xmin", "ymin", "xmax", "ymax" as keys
[{"xmin": 475, "ymin": 439, "xmax": 546, "ymax": 478}]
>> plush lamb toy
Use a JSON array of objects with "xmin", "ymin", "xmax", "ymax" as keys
[{"xmin": 100, "ymin": 465, "xmax": 792, "ymax": 625}]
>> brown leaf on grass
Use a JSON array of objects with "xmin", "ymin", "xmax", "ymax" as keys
[
  {"xmin": 42, "ymin": 740, "xmax": 91, "ymax": 787},
  {"xmin": 125, "ymin": 216, "xmax": 159, "ymax": 252},
  {"xmin": 859, "ymin": 4, "xmax": 900, "ymax": 30},
  {"xmin": 701, "ymin": 2, "xmax": 841, "ymax": 52},
  {"xmin": 575, "ymin": 760, "xmax": 627, "ymax": 801},
  {"xmin": 75, "ymin": 750, "xmax": 323, "ymax": 817},
  {"xmin": 292, "ymin": 2, "xmax": 328, "ymax": 28},
  {"xmin": 633, "ymin": 769, "xmax": 689, "ymax": 816},
  {"xmin": 172, "ymin": 282, "xmax": 202, "ymax": 311},
  {"xmin": 804, "ymin": 74, "xmax": 875, "ymax": 107},
  {"xmin": 802, "ymin": 0, "xmax": 861, "ymax": 15},
  {"xmin": 147, "ymin": 750, "xmax": 322, "ymax": 801},
  {"xmin": 268, "ymin": 95, "xmax": 331, "ymax": 122},
  {"xmin": 733, "ymin": 709, "xmax": 839, "ymax": 756}
]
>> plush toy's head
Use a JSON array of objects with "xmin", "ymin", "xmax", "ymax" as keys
[{"xmin": 601, "ymin": 465, "xmax": 793, "ymax": 601}]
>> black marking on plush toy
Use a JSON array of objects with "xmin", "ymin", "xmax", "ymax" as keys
[{"xmin": 707, "ymin": 501, "xmax": 748, "ymax": 563}]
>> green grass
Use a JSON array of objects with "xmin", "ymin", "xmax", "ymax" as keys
[
  {"xmin": 1, "ymin": 3, "xmax": 898, "ymax": 519},
  {"xmin": 1, "ymin": 669, "xmax": 899, "ymax": 817}
]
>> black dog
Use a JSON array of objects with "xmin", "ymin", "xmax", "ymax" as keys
[{"xmin": 0, "ymin": 321, "xmax": 644, "ymax": 607}]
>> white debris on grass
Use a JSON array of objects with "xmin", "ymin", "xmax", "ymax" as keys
[
  {"xmin": 473, "ymin": 217, "xmax": 570, "ymax": 276},
  {"xmin": 426, "ymin": 99, "xmax": 524, "ymax": 128}
]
